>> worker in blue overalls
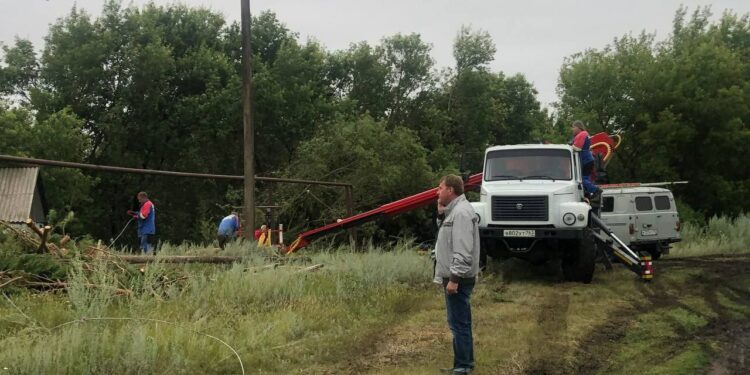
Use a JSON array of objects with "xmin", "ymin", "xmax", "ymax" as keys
[
  {"xmin": 571, "ymin": 121, "xmax": 602, "ymax": 199},
  {"xmin": 128, "ymin": 191, "xmax": 156, "ymax": 254}
]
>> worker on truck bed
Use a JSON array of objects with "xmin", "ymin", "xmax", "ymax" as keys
[
  {"xmin": 571, "ymin": 120, "xmax": 602, "ymax": 199},
  {"xmin": 217, "ymin": 212, "xmax": 240, "ymax": 250},
  {"xmin": 434, "ymin": 174, "xmax": 480, "ymax": 375},
  {"xmin": 127, "ymin": 191, "xmax": 156, "ymax": 255}
]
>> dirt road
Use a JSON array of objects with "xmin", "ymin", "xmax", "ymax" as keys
[{"xmin": 327, "ymin": 255, "xmax": 749, "ymax": 375}]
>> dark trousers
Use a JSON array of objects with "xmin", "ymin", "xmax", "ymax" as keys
[
  {"xmin": 139, "ymin": 234, "xmax": 153, "ymax": 254},
  {"xmin": 581, "ymin": 161, "xmax": 597, "ymax": 194},
  {"xmin": 217, "ymin": 234, "xmax": 232, "ymax": 250},
  {"xmin": 444, "ymin": 280, "xmax": 475, "ymax": 372}
]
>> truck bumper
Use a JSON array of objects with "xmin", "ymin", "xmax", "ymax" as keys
[{"xmin": 479, "ymin": 226, "xmax": 584, "ymax": 240}]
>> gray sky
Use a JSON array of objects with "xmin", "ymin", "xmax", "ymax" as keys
[{"xmin": 2, "ymin": 0, "xmax": 749, "ymax": 108}]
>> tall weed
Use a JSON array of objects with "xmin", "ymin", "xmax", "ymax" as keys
[{"xmin": 670, "ymin": 214, "xmax": 750, "ymax": 257}]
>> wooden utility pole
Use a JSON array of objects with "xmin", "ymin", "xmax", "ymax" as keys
[{"xmin": 241, "ymin": 0, "xmax": 255, "ymax": 238}]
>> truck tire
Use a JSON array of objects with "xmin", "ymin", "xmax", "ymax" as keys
[{"xmin": 562, "ymin": 228, "xmax": 596, "ymax": 283}]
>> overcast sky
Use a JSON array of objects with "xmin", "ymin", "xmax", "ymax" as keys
[{"xmin": 2, "ymin": 0, "xmax": 750, "ymax": 108}]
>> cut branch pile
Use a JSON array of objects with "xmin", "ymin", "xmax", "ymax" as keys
[
  {"xmin": 0, "ymin": 219, "xmax": 113, "ymax": 259},
  {"xmin": 0, "ymin": 219, "xmax": 323, "ymax": 298}
]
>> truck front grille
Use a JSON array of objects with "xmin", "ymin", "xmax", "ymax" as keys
[{"xmin": 491, "ymin": 196, "xmax": 549, "ymax": 221}]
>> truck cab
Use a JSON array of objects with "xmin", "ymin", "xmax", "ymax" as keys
[{"xmin": 471, "ymin": 144, "xmax": 597, "ymax": 282}]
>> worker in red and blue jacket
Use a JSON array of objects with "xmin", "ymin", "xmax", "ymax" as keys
[
  {"xmin": 571, "ymin": 121, "xmax": 602, "ymax": 199},
  {"xmin": 127, "ymin": 191, "xmax": 156, "ymax": 254}
]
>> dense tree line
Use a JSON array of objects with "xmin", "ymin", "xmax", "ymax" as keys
[
  {"xmin": 0, "ymin": 2, "xmax": 746, "ymax": 246},
  {"xmin": 556, "ymin": 7, "xmax": 750, "ymax": 219}
]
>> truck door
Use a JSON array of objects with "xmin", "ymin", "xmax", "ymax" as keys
[
  {"xmin": 654, "ymin": 194, "xmax": 678, "ymax": 240},
  {"xmin": 634, "ymin": 195, "xmax": 658, "ymax": 240}
]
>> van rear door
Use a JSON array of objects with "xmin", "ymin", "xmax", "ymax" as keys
[
  {"xmin": 654, "ymin": 194, "xmax": 679, "ymax": 240},
  {"xmin": 634, "ymin": 195, "xmax": 658, "ymax": 240}
]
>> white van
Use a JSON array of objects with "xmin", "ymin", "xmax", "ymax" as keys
[{"xmin": 598, "ymin": 187, "xmax": 681, "ymax": 259}]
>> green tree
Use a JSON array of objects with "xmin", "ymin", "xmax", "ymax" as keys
[
  {"xmin": 0, "ymin": 38, "xmax": 37, "ymax": 101},
  {"xmin": 0, "ymin": 104, "xmax": 95, "ymax": 232},
  {"xmin": 439, "ymin": 26, "xmax": 547, "ymax": 172},
  {"xmin": 557, "ymin": 7, "xmax": 750, "ymax": 217},
  {"xmin": 453, "ymin": 25, "xmax": 497, "ymax": 73},
  {"xmin": 327, "ymin": 42, "xmax": 390, "ymax": 120},
  {"xmin": 278, "ymin": 116, "xmax": 435, "ymax": 242},
  {"xmin": 381, "ymin": 33, "xmax": 434, "ymax": 127}
]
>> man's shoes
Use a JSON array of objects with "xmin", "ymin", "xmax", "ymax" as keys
[{"xmin": 439, "ymin": 366, "xmax": 473, "ymax": 374}]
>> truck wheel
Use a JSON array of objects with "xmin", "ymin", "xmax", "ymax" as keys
[{"xmin": 562, "ymin": 228, "xmax": 596, "ymax": 283}]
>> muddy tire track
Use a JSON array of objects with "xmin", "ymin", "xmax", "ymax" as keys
[
  {"xmin": 524, "ymin": 291, "xmax": 571, "ymax": 374},
  {"xmin": 572, "ymin": 256, "xmax": 750, "ymax": 375}
]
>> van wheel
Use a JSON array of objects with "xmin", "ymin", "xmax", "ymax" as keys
[
  {"xmin": 648, "ymin": 245, "xmax": 662, "ymax": 260},
  {"xmin": 562, "ymin": 229, "xmax": 596, "ymax": 283}
]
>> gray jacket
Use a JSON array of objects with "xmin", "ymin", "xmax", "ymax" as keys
[{"xmin": 434, "ymin": 194, "xmax": 480, "ymax": 282}]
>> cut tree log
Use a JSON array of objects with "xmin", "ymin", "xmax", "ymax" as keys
[
  {"xmin": 14, "ymin": 219, "xmax": 65, "ymax": 256},
  {"xmin": 38, "ymin": 226, "xmax": 51, "ymax": 253},
  {"xmin": 24, "ymin": 219, "xmax": 44, "ymax": 237}
]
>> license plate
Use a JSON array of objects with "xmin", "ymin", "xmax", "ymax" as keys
[
  {"xmin": 504, "ymin": 229, "xmax": 535, "ymax": 238},
  {"xmin": 641, "ymin": 229, "xmax": 657, "ymax": 236}
]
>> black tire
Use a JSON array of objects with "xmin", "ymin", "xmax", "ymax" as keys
[
  {"xmin": 648, "ymin": 245, "xmax": 662, "ymax": 260},
  {"xmin": 562, "ymin": 228, "xmax": 596, "ymax": 283}
]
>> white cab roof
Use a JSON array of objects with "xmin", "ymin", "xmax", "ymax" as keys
[{"xmin": 485, "ymin": 144, "xmax": 572, "ymax": 153}]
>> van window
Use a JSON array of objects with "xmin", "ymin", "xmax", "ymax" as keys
[
  {"xmin": 601, "ymin": 197, "xmax": 614, "ymax": 212},
  {"xmin": 654, "ymin": 196, "xmax": 671, "ymax": 210},
  {"xmin": 635, "ymin": 196, "xmax": 653, "ymax": 211}
]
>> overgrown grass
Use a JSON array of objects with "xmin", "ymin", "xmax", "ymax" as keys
[
  {"xmin": 670, "ymin": 213, "xmax": 750, "ymax": 257},
  {"xmin": 2, "ymin": 216, "xmax": 749, "ymax": 373},
  {"xmin": 0, "ymin": 242, "xmax": 432, "ymax": 374}
]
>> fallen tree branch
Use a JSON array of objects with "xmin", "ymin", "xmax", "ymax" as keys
[
  {"xmin": 117, "ymin": 255, "xmax": 244, "ymax": 264},
  {"xmin": 2, "ymin": 219, "xmax": 66, "ymax": 256},
  {"xmin": 295, "ymin": 264, "xmax": 324, "ymax": 273},
  {"xmin": 0, "ymin": 276, "xmax": 24, "ymax": 289},
  {"xmin": 23, "ymin": 281, "xmax": 132, "ymax": 296}
]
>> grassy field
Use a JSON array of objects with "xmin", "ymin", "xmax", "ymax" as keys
[
  {"xmin": 0, "ymin": 218, "xmax": 748, "ymax": 374},
  {"xmin": 669, "ymin": 214, "xmax": 750, "ymax": 257}
]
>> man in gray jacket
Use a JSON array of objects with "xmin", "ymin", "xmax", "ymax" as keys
[{"xmin": 435, "ymin": 174, "xmax": 480, "ymax": 375}]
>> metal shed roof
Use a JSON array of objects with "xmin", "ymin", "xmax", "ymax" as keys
[{"xmin": 0, "ymin": 167, "xmax": 40, "ymax": 223}]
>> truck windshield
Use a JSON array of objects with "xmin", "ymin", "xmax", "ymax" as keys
[{"xmin": 484, "ymin": 148, "xmax": 572, "ymax": 181}]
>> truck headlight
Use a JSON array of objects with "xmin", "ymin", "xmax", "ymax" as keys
[{"xmin": 563, "ymin": 212, "xmax": 576, "ymax": 226}]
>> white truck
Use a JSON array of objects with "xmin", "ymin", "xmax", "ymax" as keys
[
  {"xmin": 470, "ymin": 144, "xmax": 657, "ymax": 283},
  {"xmin": 284, "ymin": 137, "xmax": 660, "ymax": 283}
]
